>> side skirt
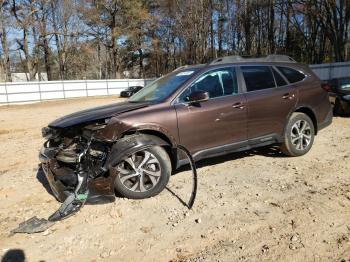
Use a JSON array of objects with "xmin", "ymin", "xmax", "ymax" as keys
[{"xmin": 176, "ymin": 134, "xmax": 282, "ymax": 168}]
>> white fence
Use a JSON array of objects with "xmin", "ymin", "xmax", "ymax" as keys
[
  {"xmin": 0, "ymin": 79, "xmax": 154, "ymax": 104},
  {"xmin": 1, "ymin": 62, "xmax": 349, "ymax": 104},
  {"xmin": 310, "ymin": 61, "xmax": 350, "ymax": 80}
]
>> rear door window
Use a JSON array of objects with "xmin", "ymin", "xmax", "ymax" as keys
[
  {"xmin": 241, "ymin": 66, "xmax": 276, "ymax": 92},
  {"xmin": 277, "ymin": 66, "xmax": 306, "ymax": 83}
]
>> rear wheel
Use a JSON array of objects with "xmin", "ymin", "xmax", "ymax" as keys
[
  {"xmin": 281, "ymin": 112, "xmax": 315, "ymax": 157},
  {"xmin": 114, "ymin": 146, "xmax": 171, "ymax": 199}
]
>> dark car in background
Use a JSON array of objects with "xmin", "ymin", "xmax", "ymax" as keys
[
  {"xmin": 327, "ymin": 77, "xmax": 350, "ymax": 115},
  {"xmin": 120, "ymin": 85, "xmax": 144, "ymax": 97}
]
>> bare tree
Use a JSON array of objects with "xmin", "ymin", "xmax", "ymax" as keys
[{"xmin": 0, "ymin": 0, "xmax": 11, "ymax": 81}]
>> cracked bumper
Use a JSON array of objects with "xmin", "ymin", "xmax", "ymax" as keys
[{"xmin": 39, "ymin": 145, "xmax": 68, "ymax": 202}]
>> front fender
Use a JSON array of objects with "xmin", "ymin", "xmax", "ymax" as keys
[
  {"xmin": 94, "ymin": 119, "xmax": 178, "ymax": 146},
  {"xmin": 103, "ymin": 134, "xmax": 170, "ymax": 170}
]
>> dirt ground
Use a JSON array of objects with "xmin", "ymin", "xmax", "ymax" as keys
[{"xmin": 0, "ymin": 97, "xmax": 349, "ymax": 262}]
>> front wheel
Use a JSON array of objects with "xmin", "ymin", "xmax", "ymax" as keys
[
  {"xmin": 281, "ymin": 112, "xmax": 315, "ymax": 157},
  {"xmin": 114, "ymin": 146, "xmax": 171, "ymax": 199}
]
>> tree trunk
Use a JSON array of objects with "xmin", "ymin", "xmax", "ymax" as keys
[
  {"xmin": 268, "ymin": 0, "xmax": 275, "ymax": 53},
  {"xmin": 51, "ymin": 0, "xmax": 64, "ymax": 80},
  {"xmin": 0, "ymin": 21, "xmax": 11, "ymax": 81},
  {"xmin": 209, "ymin": 0, "xmax": 215, "ymax": 59}
]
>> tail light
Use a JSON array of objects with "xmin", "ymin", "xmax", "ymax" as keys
[{"xmin": 321, "ymin": 83, "xmax": 332, "ymax": 92}]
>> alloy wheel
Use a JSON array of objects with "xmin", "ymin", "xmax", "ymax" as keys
[
  {"xmin": 290, "ymin": 120, "xmax": 312, "ymax": 151},
  {"xmin": 116, "ymin": 150, "xmax": 162, "ymax": 192}
]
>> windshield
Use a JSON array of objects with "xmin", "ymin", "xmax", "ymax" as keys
[{"xmin": 129, "ymin": 69, "xmax": 200, "ymax": 102}]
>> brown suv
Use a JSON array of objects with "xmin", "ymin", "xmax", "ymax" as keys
[{"xmin": 40, "ymin": 55, "xmax": 332, "ymax": 202}]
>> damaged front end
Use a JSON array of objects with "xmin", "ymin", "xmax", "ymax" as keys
[{"xmin": 39, "ymin": 122, "xmax": 116, "ymax": 205}]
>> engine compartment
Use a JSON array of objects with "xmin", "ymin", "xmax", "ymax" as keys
[{"xmin": 44, "ymin": 125, "xmax": 112, "ymax": 189}]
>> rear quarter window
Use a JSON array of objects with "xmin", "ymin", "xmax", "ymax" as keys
[
  {"xmin": 272, "ymin": 67, "xmax": 287, "ymax": 87},
  {"xmin": 277, "ymin": 66, "xmax": 306, "ymax": 83}
]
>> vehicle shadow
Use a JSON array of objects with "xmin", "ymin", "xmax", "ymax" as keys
[
  {"xmin": 173, "ymin": 145, "xmax": 285, "ymax": 175},
  {"xmin": 167, "ymin": 145, "xmax": 285, "ymax": 208}
]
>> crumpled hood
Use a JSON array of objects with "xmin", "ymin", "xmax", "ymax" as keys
[{"xmin": 49, "ymin": 101, "xmax": 149, "ymax": 128}]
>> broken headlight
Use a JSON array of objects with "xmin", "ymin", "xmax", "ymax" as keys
[{"xmin": 42, "ymin": 127, "xmax": 60, "ymax": 140}]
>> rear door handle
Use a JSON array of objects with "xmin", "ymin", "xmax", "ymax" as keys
[
  {"xmin": 232, "ymin": 102, "xmax": 245, "ymax": 109},
  {"xmin": 282, "ymin": 93, "xmax": 295, "ymax": 100}
]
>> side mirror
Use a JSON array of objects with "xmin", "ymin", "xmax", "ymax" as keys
[{"xmin": 188, "ymin": 90, "xmax": 209, "ymax": 103}]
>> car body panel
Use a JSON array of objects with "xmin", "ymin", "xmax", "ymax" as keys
[
  {"xmin": 49, "ymin": 102, "xmax": 149, "ymax": 128},
  {"xmin": 175, "ymin": 94, "xmax": 247, "ymax": 154},
  {"xmin": 244, "ymin": 85, "xmax": 298, "ymax": 139},
  {"xmin": 95, "ymin": 102, "xmax": 179, "ymax": 144}
]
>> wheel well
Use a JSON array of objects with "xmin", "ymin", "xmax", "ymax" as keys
[
  {"xmin": 121, "ymin": 129, "xmax": 177, "ymax": 170},
  {"xmin": 295, "ymin": 107, "xmax": 318, "ymax": 134}
]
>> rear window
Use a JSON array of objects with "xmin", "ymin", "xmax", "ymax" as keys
[
  {"xmin": 277, "ymin": 67, "xmax": 305, "ymax": 83},
  {"xmin": 241, "ymin": 66, "xmax": 276, "ymax": 92}
]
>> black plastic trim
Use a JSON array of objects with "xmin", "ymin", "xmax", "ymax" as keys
[{"xmin": 177, "ymin": 134, "xmax": 282, "ymax": 167}]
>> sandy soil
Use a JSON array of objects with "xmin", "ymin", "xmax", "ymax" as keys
[{"xmin": 0, "ymin": 97, "xmax": 349, "ymax": 262}]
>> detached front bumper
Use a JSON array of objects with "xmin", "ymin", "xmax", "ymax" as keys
[
  {"xmin": 39, "ymin": 144, "xmax": 116, "ymax": 203},
  {"xmin": 39, "ymin": 145, "xmax": 69, "ymax": 202}
]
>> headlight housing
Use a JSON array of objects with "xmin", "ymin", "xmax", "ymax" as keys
[{"xmin": 42, "ymin": 127, "xmax": 59, "ymax": 140}]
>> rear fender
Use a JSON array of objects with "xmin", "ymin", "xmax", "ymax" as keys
[{"xmin": 103, "ymin": 134, "xmax": 170, "ymax": 169}]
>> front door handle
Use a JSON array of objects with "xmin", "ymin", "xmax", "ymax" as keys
[
  {"xmin": 232, "ymin": 102, "xmax": 245, "ymax": 109},
  {"xmin": 282, "ymin": 93, "xmax": 295, "ymax": 100}
]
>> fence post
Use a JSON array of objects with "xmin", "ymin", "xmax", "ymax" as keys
[
  {"xmin": 85, "ymin": 79, "xmax": 88, "ymax": 97},
  {"xmin": 62, "ymin": 80, "xmax": 66, "ymax": 99},
  {"xmin": 38, "ymin": 80, "xmax": 42, "ymax": 101},
  {"xmin": 5, "ymin": 81, "xmax": 9, "ymax": 105},
  {"xmin": 106, "ymin": 79, "xmax": 109, "ymax": 95}
]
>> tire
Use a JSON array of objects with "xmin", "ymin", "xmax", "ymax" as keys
[
  {"xmin": 281, "ymin": 112, "xmax": 315, "ymax": 157},
  {"xmin": 334, "ymin": 98, "xmax": 345, "ymax": 116},
  {"xmin": 114, "ymin": 146, "xmax": 171, "ymax": 199}
]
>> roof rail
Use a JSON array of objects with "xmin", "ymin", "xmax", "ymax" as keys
[
  {"xmin": 210, "ymin": 55, "xmax": 296, "ymax": 64},
  {"xmin": 173, "ymin": 65, "xmax": 189, "ymax": 71}
]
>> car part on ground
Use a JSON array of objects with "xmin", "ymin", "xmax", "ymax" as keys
[{"xmin": 11, "ymin": 217, "xmax": 54, "ymax": 234}]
